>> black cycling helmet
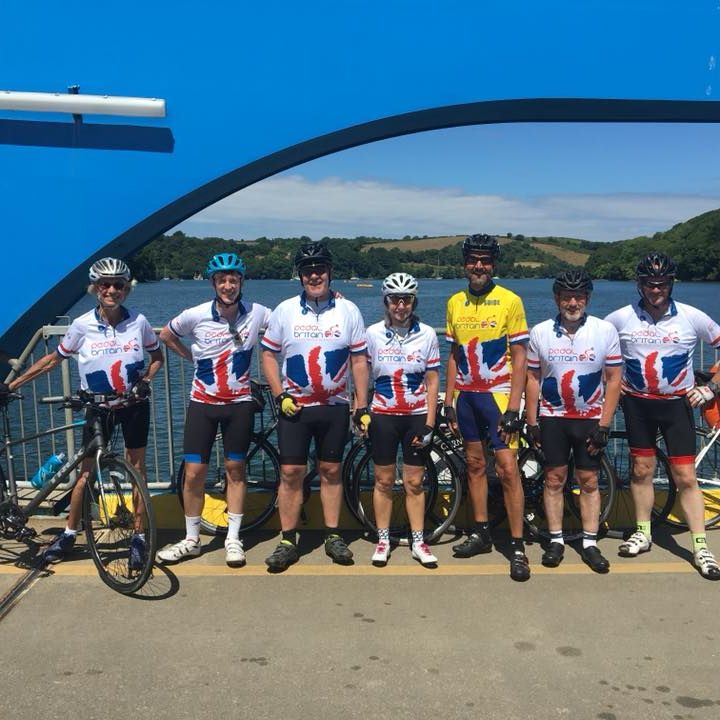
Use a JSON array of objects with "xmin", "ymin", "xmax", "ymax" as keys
[
  {"xmin": 462, "ymin": 233, "xmax": 500, "ymax": 259},
  {"xmin": 635, "ymin": 251, "xmax": 677, "ymax": 279},
  {"xmin": 552, "ymin": 269, "xmax": 594, "ymax": 295},
  {"xmin": 294, "ymin": 241, "xmax": 333, "ymax": 270}
]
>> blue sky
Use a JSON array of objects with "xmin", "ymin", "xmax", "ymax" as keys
[{"xmin": 179, "ymin": 122, "xmax": 720, "ymax": 243}]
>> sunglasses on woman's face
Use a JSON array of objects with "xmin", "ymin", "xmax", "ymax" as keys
[
  {"xmin": 387, "ymin": 295, "xmax": 414, "ymax": 305},
  {"xmin": 97, "ymin": 280, "xmax": 127, "ymax": 291}
]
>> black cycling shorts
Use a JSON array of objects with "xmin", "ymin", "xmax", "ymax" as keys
[
  {"xmin": 621, "ymin": 394, "xmax": 696, "ymax": 464},
  {"xmin": 539, "ymin": 417, "xmax": 601, "ymax": 471},
  {"xmin": 82, "ymin": 401, "xmax": 150, "ymax": 451},
  {"xmin": 278, "ymin": 404, "xmax": 349, "ymax": 465},
  {"xmin": 183, "ymin": 400, "xmax": 255, "ymax": 464},
  {"xmin": 368, "ymin": 413, "xmax": 428, "ymax": 467}
]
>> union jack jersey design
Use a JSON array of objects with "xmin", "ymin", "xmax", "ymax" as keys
[
  {"xmin": 168, "ymin": 299, "xmax": 271, "ymax": 405},
  {"xmin": 528, "ymin": 315, "xmax": 622, "ymax": 419},
  {"xmin": 445, "ymin": 283, "xmax": 529, "ymax": 394},
  {"xmin": 57, "ymin": 307, "xmax": 159, "ymax": 393},
  {"xmin": 605, "ymin": 300, "xmax": 720, "ymax": 399},
  {"xmin": 261, "ymin": 293, "xmax": 367, "ymax": 407},
  {"xmin": 366, "ymin": 320, "xmax": 440, "ymax": 415}
]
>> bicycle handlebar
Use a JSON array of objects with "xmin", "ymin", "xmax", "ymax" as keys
[{"xmin": 39, "ymin": 391, "xmax": 143, "ymax": 410}]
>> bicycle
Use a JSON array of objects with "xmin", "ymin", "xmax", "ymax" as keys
[
  {"xmin": 174, "ymin": 382, "xmax": 368, "ymax": 536},
  {"xmin": 174, "ymin": 381, "xmax": 451, "ymax": 542},
  {"xmin": 423, "ymin": 413, "xmax": 616, "ymax": 543},
  {"xmin": 341, "ymin": 431, "xmax": 462, "ymax": 545},
  {"xmin": 174, "ymin": 382, "xmax": 281, "ymax": 536},
  {"xmin": 601, "ymin": 424, "xmax": 720, "ymax": 536},
  {"xmin": 0, "ymin": 391, "xmax": 156, "ymax": 594}
]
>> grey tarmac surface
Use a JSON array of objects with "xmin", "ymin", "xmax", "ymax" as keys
[{"xmin": 1, "ymin": 524, "xmax": 719, "ymax": 720}]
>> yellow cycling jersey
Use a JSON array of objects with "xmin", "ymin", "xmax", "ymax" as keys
[{"xmin": 445, "ymin": 283, "xmax": 529, "ymax": 394}]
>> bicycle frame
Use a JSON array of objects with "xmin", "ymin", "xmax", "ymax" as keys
[
  {"xmin": 695, "ymin": 425, "xmax": 720, "ymax": 488},
  {"xmin": 1, "ymin": 409, "xmax": 84, "ymax": 496},
  {"xmin": 0, "ymin": 400, "xmax": 117, "ymax": 530}
]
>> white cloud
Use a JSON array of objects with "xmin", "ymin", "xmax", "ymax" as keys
[{"xmin": 177, "ymin": 175, "xmax": 720, "ymax": 242}]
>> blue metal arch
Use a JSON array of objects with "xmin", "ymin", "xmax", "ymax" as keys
[{"xmin": 3, "ymin": 96, "xmax": 720, "ymax": 357}]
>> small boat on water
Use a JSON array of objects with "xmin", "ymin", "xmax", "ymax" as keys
[
  {"xmin": 356, "ymin": 282, "xmax": 373, "ymax": 288},
  {"xmin": 193, "ymin": 272, "xmax": 203, "ymax": 280}
]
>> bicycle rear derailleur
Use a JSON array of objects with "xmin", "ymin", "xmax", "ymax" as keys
[{"xmin": 0, "ymin": 502, "xmax": 36, "ymax": 541}]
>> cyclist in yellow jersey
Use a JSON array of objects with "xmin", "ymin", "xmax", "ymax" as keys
[{"xmin": 444, "ymin": 234, "xmax": 530, "ymax": 581}]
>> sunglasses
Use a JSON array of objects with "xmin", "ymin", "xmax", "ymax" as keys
[
  {"xmin": 299, "ymin": 264, "xmax": 329, "ymax": 276},
  {"xmin": 557, "ymin": 292, "xmax": 588, "ymax": 303},
  {"xmin": 464, "ymin": 255, "xmax": 495, "ymax": 266},
  {"xmin": 97, "ymin": 280, "xmax": 127, "ymax": 291},
  {"xmin": 387, "ymin": 294, "xmax": 414, "ymax": 305},
  {"xmin": 640, "ymin": 279, "xmax": 672, "ymax": 289}
]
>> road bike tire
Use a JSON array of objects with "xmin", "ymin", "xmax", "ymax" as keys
[
  {"xmin": 82, "ymin": 454, "xmax": 156, "ymax": 595},
  {"xmin": 515, "ymin": 444, "xmax": 585, "ymax": 542},
  {"xmin": 429, "ymin": 435, "xmax": 507, "ymax": 536},
  {"xmin": 602, "ymin": 431, "xmax": 677, "ymax": 538},
  {"xmin": 175, "ymin": 434, "xmax": 280, "ymax": 536},
  {"xmin": 346, "ymin": 442, "xmax": 455, "ymax": 545},
  {"xmin": 658, "ymin": 427, "xmax": 720, "ymax": 530},
  {"xmin": 694, "ymin": 426, "xmax": 720, "ymax": 528},
  {"xmin": 341, "ymin": 439, "xmax": 372, "ymax": 526},
  {"xmin": 424, "ymin": 442, "xmax": 464, "ymax": 540},
  {"xmin": 562, "ymin": 452, "xmax": 617, "ymax": 540}
]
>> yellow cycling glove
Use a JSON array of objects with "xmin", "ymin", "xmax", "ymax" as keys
[
  {"xmin": 276, "ymin": 392, "xmax": 300, "ymax": 417},
  {"xmin": 353, "ymin": 407, "xmax": 371, "ymax": 433}
]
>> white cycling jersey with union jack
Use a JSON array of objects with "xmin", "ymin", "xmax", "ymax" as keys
[
  {"xmin": 57, "ymin": 307, "xmax": 159, "ymax": 393},
  {"xmin": 168, "ymin": 299, "xmax": 271, "ymax": 404},
  {"xmin": 261, "ymin": 293, "xmax": 367, "ymax": 407},
  {"xmin": 528, "ymin": 315, "xmax": 622, "ymax": 418},
  {"xmin": 366, "ymin": 320, "xmax": 440, "ymax": 416},
  {"xmin": 604, "ymin": 300, "xmax": 720, "ymax": 399}
]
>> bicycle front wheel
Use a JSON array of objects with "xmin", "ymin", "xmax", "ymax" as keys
[
  {"xmin": 346, "ymin": 445, "xmax": 446, "ymax": 545},
  {"xmin": 83, "ymin": 455, "xmax": 156, "ymax": 595},
  {"xmin": 603, "ymin": 432, "xmax": 677, "ymax": 537},
  {"xmin": 693, "ymin": 427, "xmax": 720, "ymax": 528},
  {"xmin": 175, "ymin": 435, "xmax": 280, "ymax": 535},
  {"xmin": 659, "ymin": 427, "xmax": 720, "ymax": 529}
]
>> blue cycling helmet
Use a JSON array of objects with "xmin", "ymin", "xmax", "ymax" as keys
[{"xmin": 206, "ymin": 253, "xmax": 246, "ymax": 277}]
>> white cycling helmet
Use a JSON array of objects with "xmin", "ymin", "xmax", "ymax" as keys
[
  {"xmin": 381, "ymin": 272, "xmax": 418, "ymax": 297},
  {"xmin": 88, "ymin": 257, "xmax": 131, "ymax": 282}
]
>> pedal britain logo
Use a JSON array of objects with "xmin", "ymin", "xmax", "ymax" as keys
[
  {"xmin": 293, "ymin": 323, "xmax": 342, "ymax": 339},
  {"xmin": 90, "ymin": 338, "xmax": 140, "ymax": 356},
  {"xmin": 547, "ymin": 346, "xmax": 596, "ymax": 363}
]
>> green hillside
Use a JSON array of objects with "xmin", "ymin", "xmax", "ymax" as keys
[
  {"xmin": 128, "ymin": 209, "xmax": 720, "ymax": 282},
  {"xmin": 584, "ymin": 208, "xmax": 720, "ymax": 281}
]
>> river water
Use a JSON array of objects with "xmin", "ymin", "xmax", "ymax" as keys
[{"xmin": 67, "ymin": 277, "xmax": 720, "ymax": 335}]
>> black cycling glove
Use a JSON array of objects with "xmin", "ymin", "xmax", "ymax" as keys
[
  {"xmin": 526, "ymin": 423, "xmax": 542, "ymax": 447},
  {"xmin": 131, "ymin": 379, "xmax": 152, "ymax": 399},
  {"xmin": 499, "ymin": 409, "xmax": 523, "ymax": 434},
  {"xmin": 586, "ymin": 425, "xmax": 610, "ymax": 450},
  {"xmin": 443, "ymin": 405, "xmax": 457, "ymax": 424},
  {"xmin": 413, "ymin": 425, "xmax": 434, "ymax": 448}
]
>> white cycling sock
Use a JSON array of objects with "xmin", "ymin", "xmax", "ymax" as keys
[
  {"xmin": 227, "ymin": 513, "xmax": 243, "ymax": 541},
  {"xmin": 185, "ymin": 515, "xmax": 201, "ymax": 541}
]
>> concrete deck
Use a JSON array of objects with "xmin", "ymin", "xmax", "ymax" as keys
[{"xmin": 1, "ymin": 521, "xmax": 719, "ymax": 720}]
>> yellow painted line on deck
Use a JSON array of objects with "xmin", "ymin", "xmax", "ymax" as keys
[{"xmin": 0, "ymin": 561, "xmax": 696, "ymax": 577}]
